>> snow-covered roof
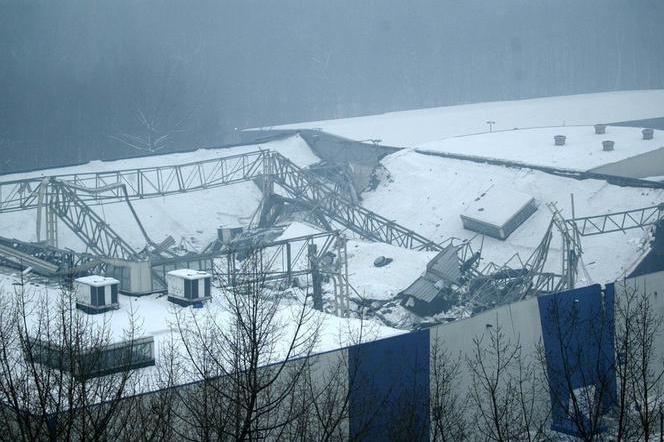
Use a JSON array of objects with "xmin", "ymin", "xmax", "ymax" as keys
[
  {"xmin": 167, "ymin": 269, "xmax": 211, "ymax": 280},
  {"xmin": 0, "ymin": 134, "xmax": 320, "ymax": 182},
  {"xmin": 75, "ymin": 276, "xmax": 119, "ymax": 287},
  {"xmin": 361, "ymin": 149, "xmax": 664, "ymax": 284},
  {"xmin": 418, "ymin": 126, "xmax": 664, "ymax": 172},
  {"xmin": 0, "ymin": 273, "xmax": 404, "ymax": 373},
  {"xmin": 270, "ymin": 90, "xmax": 664, "ymax": 146},
  {"xmin": 277, "ymin": 222, "xmax": 439, "ymax": 302}
]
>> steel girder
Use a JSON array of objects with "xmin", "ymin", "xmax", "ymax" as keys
[
  {"xmin": 567, "ymin": 203, "xmax": 664, "ymax": 236},
  {"xmin": 48, "ymin": 180, "xmax": 138, "ymax": 260},
  {"xmin": 0, "ymin": 151, "xmax": 268, "ymax": 213},
  {"xmin": 1, "ymin": 150, "xmax": 448, "ymax": 253},
  {"xmin": 268, "ymin": 152, "xmax": 444, "ymax": 252}
]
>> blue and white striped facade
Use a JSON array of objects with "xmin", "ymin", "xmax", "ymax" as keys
[{"xmin": 311, "ymin": 269, "xmax": 664, "ymax": 440}]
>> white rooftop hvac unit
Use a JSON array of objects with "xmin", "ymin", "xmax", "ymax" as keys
[
  {"xmin": 74, "ymin": 275, "xmax": 120, "ymax": 314},
  {"xmin": 460, "ymin": 187, "xmax": 537, "ymax": 240},
  {"xmin": 166, "ymin": 269, "xmax": 212, "ymax": 306}
]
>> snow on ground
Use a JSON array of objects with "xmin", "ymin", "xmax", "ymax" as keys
[
  {"xmin": 0, "ymin": 272, "xmax": 403, "ymax": 367},
  {"xmin": 361, "ymin": 149, "xmax": 664, "ymax": 284},
  {"xmin": 275, "ymin": 222, "xmax": 323, "ymax": 241},
  {"xmin": 345, "ymin": 240, "xmax": 437, "ymax": 302},
  {"xmin": 276, "ymin": 222, "xmax": 437, "ymax": 302},
  {"xmin": 271, "ymin": 90, "xmax": 664, "ymax": 146},
  {"xmin": 0, "ymin": 182, "xmax": 263, "ymax": 252},
  {"xmin": 0, "ymin": 134, "xmax": 320, "ymax": 182},
  {"xmin": 418, "ymin": 126, "xmax": 664, "ymax": 172}
]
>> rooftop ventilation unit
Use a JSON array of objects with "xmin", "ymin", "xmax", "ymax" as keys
[
  {"xmin": 460, "ymin": 187, "xmax": 537, "ymax": 240},
  {"xmin": 74, "ymin": 275, "xmax": 120, "ymax": 314},
  {"xmin": 166, "ymin": 269, "xmax": 212, "ymax": 306}
]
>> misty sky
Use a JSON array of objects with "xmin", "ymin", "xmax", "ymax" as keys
[{"xmin": 1, "ymin": 0, "xmax": 663, "ymax": 172}]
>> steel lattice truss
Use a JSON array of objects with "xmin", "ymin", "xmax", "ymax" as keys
[
  {"xmin": 48, "ymin": 181, "xmax": 138, "ymax": 260},
  {"xmin": 0, "ymin": 151, "xmax": 268, "ymax": 213},
  {"xmin": 568, "ymin": 203, "xmax": 664, "ymax": 236},
  {"xmin": 0, "ymin": 150, "xmax": 453, "ymax": 255},
  {"xmin": 268, "ymin": 152, "xmax": 447, "ymax": 252},
  {"xmin": 156, "ymin": 230, "xmax": 341, "ymax": 280}
]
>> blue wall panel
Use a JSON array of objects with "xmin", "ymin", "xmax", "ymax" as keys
[
  {"xmin": 538, "ymin": 284, "xmax": 616, "ymax": 436},
  {"xmin": 348, "ymin": 329, "xmax": 430, "ymax": 441}
]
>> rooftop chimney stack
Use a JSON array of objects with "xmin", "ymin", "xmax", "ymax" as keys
[{"xmin": 602, "ymin": 140, "xmax": 615, "ymax": 151}]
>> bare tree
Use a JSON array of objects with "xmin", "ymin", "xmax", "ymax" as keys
[
  {"xmin": 536, "ymin": 291, "xmax": 616, "ymax": 441},
  {"xmin": 430, "ymin": 340, "xmax": 468, "ymax": 441},
  {"xmin": 468, "ymin": 325, "xmax": 549, "ymax": 441},
  {"xmin": 0, "ymin": 273, "xmax": 145, "ymax": 442},
  {"xmin": 612, "ymin": 280, "xmax": 664, "ymax": 442},
  {"xmin": 162, "ymin": 248, "xmax": 324, "ymax": 441},
  {"xmin": 109, "ymin": 54, "xmax": 206, "ymax": 155}
]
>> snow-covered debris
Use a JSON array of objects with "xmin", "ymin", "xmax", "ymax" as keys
[
  {"xmin": 345, "ymin": 240, "xmax": 438, "ymax": 302},
  {"xmin": 0, "ymin": 182, "xmax": 263, "ymax": 252},
  {"xmin": 0, "ymin": 135, "xmax": 320, "ymax": 252},
  {"xmin": 274, "ymin": 222, "xmax": 324, "ymax": 241},
  {"xmin": 361, "ymin": 149, "xmax": 664, "ymax": 284}
]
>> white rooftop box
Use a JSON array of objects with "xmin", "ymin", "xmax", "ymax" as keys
[
  {"xmin": 74, "ymin": 275, "xmax": 120, "ymax": 314},
  {"xmin": 460, "ymin": 186, "xmax": 537, "ymax": 240},
  {"xmin": 166, "ymin": 269, "xmax": 212, "ymax": 306}
]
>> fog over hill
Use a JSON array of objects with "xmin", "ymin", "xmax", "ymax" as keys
[{"xmin": 1, "ymin": 0, "xmax": 663, "ymax": 172}]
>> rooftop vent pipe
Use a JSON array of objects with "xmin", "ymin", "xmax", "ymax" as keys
[{"xmin": 554, "ymin": 135, "xmax": 566, "ymax": 146}]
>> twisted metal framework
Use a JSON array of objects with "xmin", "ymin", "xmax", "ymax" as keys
[
  {"xmin": 269, "ymin": 153, "xmax": 447, "ymax": 252},
  {"xmin": 0, "ymin": 151, "xmax": 268, "ymax": 212},
  {"xmin": 48, "ymin": 180, "xmax": 138, "ymax": 260},
  {"xmin": 150, "ymin": 230, "xmax": 351, "ymax": 316},
  {"xmin": 0, "ymin": 150, "xmax": 453, "ymax": 255},
  {"xmin": 5, "ymin": 148, "xmax": 657, "ymax": 307},
  {"xmin": 567, "ymin": 203, "xmax": 664, "ymax": 236}
]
